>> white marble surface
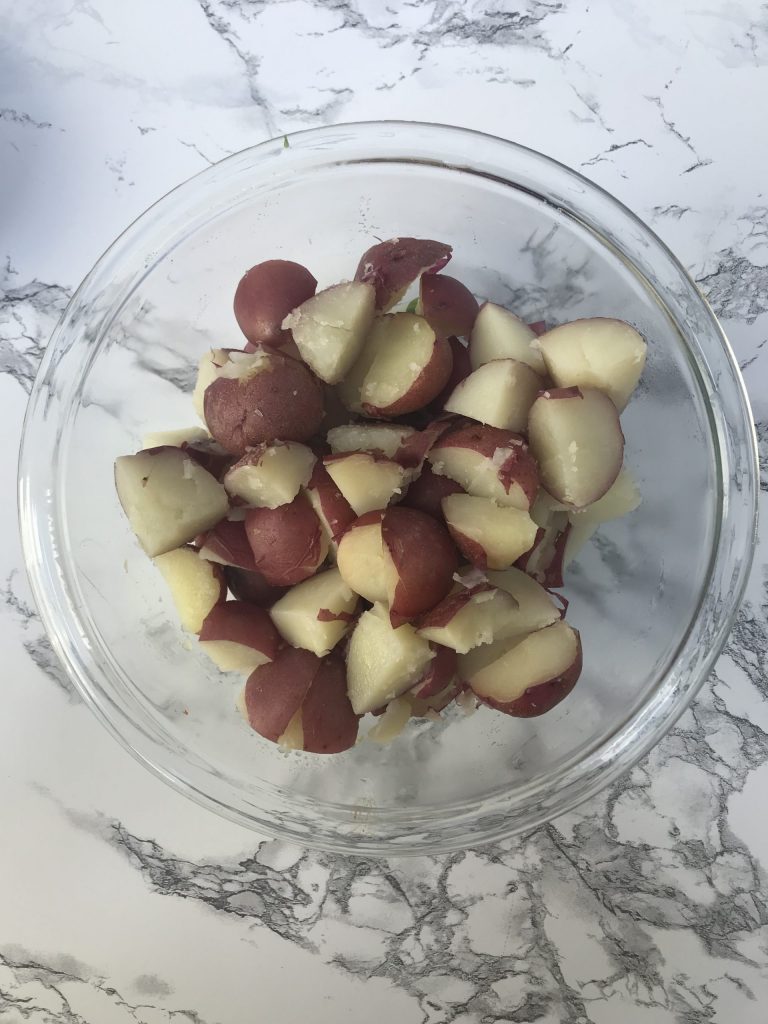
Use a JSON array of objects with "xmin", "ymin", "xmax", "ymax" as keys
[{"xmin": 2, "ymin": 1, "xmax": 768, "ymax": 1021}]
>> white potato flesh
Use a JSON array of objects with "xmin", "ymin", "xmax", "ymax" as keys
[
  {"xmin": 346, "ymin": 604, "xmax": 435, "ymax": 715},
  {"xmin": 444, "ymin": 358, "xmax": 541, "ymax": 431},
  {"xmin": 428, "ymin": 446, "xmax": 531, "ymax": 510},
  {"xmin": 442, "ymin": 494, "xmax": 538, "ymax": 569},
  {"xmin": 367, "ymin": 697, "xmax": 413, "ymax": 743},
  {"xmin": 361, "ymin": 313, "xmax": 436, "ymax": 409},
  {"xmin": 538, "ymin": 318, "xmax": 647, "ymax": 411},
  {"xmin": 336, "ymin": 522, "xmax": 389, "ymax": 604},
  {"xmin": 277, "ymin": 709, "xmax": 305, "ymax": 751},
  {"xmin": 198, "ymin": 640, "xmax": 271, "ymax": 674},
  {"xmin": 324, "ymin": 453, "xmax": 407, "ymax": 516},
  {"xmin": 142, "ymin": 426, "xmax": 209, "ymax": 449},
  {"xmin": 470, "ymin": 302, "xmax": 546, "ymax": 375},
  {"xmin": 223, "ymin": 443, "xmax": 316, "ymax": 509},
  {"xmin": 563, "ymin": 468, "xmax": 641, "ymax": 566},
  {"xmin": 337, "ymin": 314, "xmax": 393, "ymax": 413},
  {"xmin": 115, "ymin": 448, "xmax": 229, "ymax": 557},
  {"xmin": 418, "ymin": 586, "xmax": 520, "ymax": 654},
  {"xmin": 282, "ymin": 281, "xmax": 376, "ymax": 384},
  {"xmin": 270, "ymin": 568, "xmax": 359, "ymax": 657},
  {"xmin": 528, "ymin": 388, "xmax": 624, "ymax": 508},
  {"xmin": 484, "ymin": 568, "xmax": 562, "ymax": 636},
  {"xmin": 153, "ymin": 548, "xmax": 222, "ymax": 633},
  {"xmin": 461, "ymin": 620, "xmax": 579, "ymax": 701},
  {"xmin": 326, "ymin": 422, "xmax": 416, "ymax": 457}
]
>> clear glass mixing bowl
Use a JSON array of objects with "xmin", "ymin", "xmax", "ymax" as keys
[{"xmin": 18, "ymin": 122, "xmax": 758, "ymax": 855}]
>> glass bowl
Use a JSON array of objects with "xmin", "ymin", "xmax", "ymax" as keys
[{"xmin": 19, "ymin": 122, "xmax": 757, "ymax": 855}]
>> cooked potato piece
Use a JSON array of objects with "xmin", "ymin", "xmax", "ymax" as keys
[
  {"xmin": 115, "ymin": 446, "xmax": 229, "ymax": 557},
  {"xmin": 403, "ymin": 463, "xmax": 464, "ymax": 520},
  {"xmin": 417, "ymin": 584, "xmax": 520, "ymax": 654},
  {"xmin": 198, "ymin": 518, "xmax": 257, "ymax": 571},
  {"xmin": 442, "ymin": 494, "xmax": 538, "ymax": 570},
  {"xmin": 355, "ymin": 237, "xmax": 452, "ymax": 310},
  {"xmin": 428, "ymin": 424, "xmax": 539, "ymax": 511},
  {"xmin": 460, "ymin": 620, "xmax": 582, "ymax": 717},
  {"xmin": 419, "ymin": 273, "xmax": 479, "ymax": 338},
  {"xmin": 153, "ymin": 546, "xmax": 226, "ymax": 633},
  {"xmin": 224, "ymin": 566, "xmax": 288, "ymax": 607},
  {"xmin": 528, "ymin": 387, "xmax": 624, "ymax": 508},
  {"xmin": 302, "ymin": 461, "xmax": 356, "ymax": 551},
  {"xmin": 538, "ymin": 318, "xmax": 647, "ymax": 410},
  {"xmin": 335, "ymin": 513, "xmax": 390, "ymax": 605},
  {"xmin": 469, "ymin": 302, "xmax": 546, "ymax": 375},
  {"xmin": 282, "ymin": 281, "xmax": 375, "ymax": 384},
  {"xmin": 198, "ymin": 600, "xmax": 280, "ymax": 673},
  {"xmin": 245, "ymin": 493, "xmax": 329, "ymax": 586},
  {"xmin": 223, "ymin": 442, "xmax": 316, "ymax": 509},
  {"xmin": 409, "ymin": 642, "xmax": 458, "ymax": 698},
  {"xmin": 323, "ymin": 452, "xmax": 408, "ymax": 516},
  {"xmin": 563, "ymin": 468, "xmax": 641, "ymax": 566},
  {"xmin": 300, "ymin": 656, "xmax": 359, "ymax": 754},
  {"xmin": 444, "ymin": 358, "xmax": 541, "ymax": 431},
  {"xmin": 326, "ymin": 422, "xmax": 416, "ymax": 458},
  {"xmin": 242, "ymin": 647, "xmax": 321, "ymax": 741},
  {"xmin": 192, "ymin": 348, "xmax": 236, "ymax": 421},
  {"xmin": 346, "ymin": 604, "xmax": 435, "ymax": 714},
  {"xmin": 203, "ymin": 348, "xmax": 324, "ymax": 455},
  {"xmin": 234, "ymin": 259, "xmax": 317, "ymax": 348},
  {"xmin": 142, "ymin": 426, "xmax": 209, "ymax": 449},
  {"xmin": 361, "ymin": 313, "xmax": 452, "ymax": 416},
  {"xmin": 269, "ymin": 567, "xmax": 359, "ymax": 656},
  {"xmin": 485, "ymin": 567, "xmax": 562, "ymax": 636}
]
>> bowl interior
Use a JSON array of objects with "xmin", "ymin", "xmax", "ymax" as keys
[{"xmin": 22, "ymin": 125, "xmax": 751, "ymax": 853}]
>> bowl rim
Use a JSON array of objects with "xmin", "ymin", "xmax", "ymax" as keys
[{"xmin": 18, "ymin": 119, "xmax": 759, "ymax": 854}]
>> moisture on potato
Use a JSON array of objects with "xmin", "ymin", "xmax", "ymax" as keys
[{"xmin": 234, "ymin": 259, "xmax": 317, "ymax": 348}]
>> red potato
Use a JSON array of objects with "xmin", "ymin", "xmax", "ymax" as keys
[
  {"xmin": 242, "ymin": 646, "xmax": 321, "ymax": 741},
  {"xmin": 336, "ymin": 507, "xmax": 458, "ymax": 620},
  {"xmin": 192, "ymin": 348, "xmax": 236, "ymax": 421},
  {"xmin": 335, "ymin": 314, "xmax": 391, "ymax": 415},
  {"xmin": 224, "ymin": 566, "xmax": 288, "ymax": 607},
  {"xmin": 470, "ymin": 302, "xmax": 547, "ymax": 376},
  {"xmin": 443, "ymin": 358, "xmax": 541, "ymax": 432},
  {"xmin": 245, "ymin": 493, "xmax": 329, "ymax": 586},
  {"xmin": 326, "ymin": 422, "xmax": 416, "ymax": 459},
  {"xmin": 153, "ymin": 547, "xmax": 226, "ymax": 633},
  {"xmin": 322, "ymin": 452, "xmax": 408, "ymax": 516},
  {"xmin": 427, "ymin": 424, "xmax": 539, "ymax": 510},
  {"xmin": 234, "ymin": 259, "xmax": 317, "ymax": 348},
  {"xmin": 419, "ymin": 273, "xmax": 479, "ymax": 337},
  {"xmin": 281, "ymin": 281, "xmax": 376, "ymax": 384},
  {"xmin": 269, "ymin": 567, "xmax": 359, "ymax": 657},
  {"xmin": 433, "ymin": 335, "xmax": 472, "ymax": 408},
  {"xmin": 355, "ymin": 237, "xmax": 452, "ymax": 311},
  {"xmin": 527, "ymin": 320, "xmax": 548, "ymax": 336},
  {"xmin": 361, "ymin": 313, "xmax": 453, "ymax": 417},
  {"xmin": 485, "ymin": 567, "xmax": 562, "ymax": 636},
  {"xmin": 198, "ymin": 600, "xmax": 281, "ymax": 673},
  {"xmin": 516, "ymin": 518, "xmax": 570, "ymax": 588},
  {"xmin": 115, "ymin": 446, "xmax": 230, "ymax": 557},
  {"xmin": 277, "ymin": 709, "xmax": 305, "ymax": 750},
  {"xmin": 346, "ymin": 603, "xmax": 436, "ymax": 714},
  {"xmin": 460, "ymin": 620, "xmax": 582, "ymax": 717},
  {"xmin": 393, "ymin": 415, "xmax": 457, "ymax": 470},
  {"xmin": 300, "ymin": 656, "xmax": 359, "ymax": 754},
  {"xmin": 417, "ymin": 584, "xmax": 520, "ymax": 654},
  {"xmin": 223, "ymin": 442, "xmax": 316, "ymax": 509},
  {"xmin": 302, "ymin": 461, "xmax": 356, "ymax": 549},
  {"xmin": 537, "ymin": 317, "xmax": 647, "ymax": 411},
  {"xmin": 142, "ymin": 425, "xmax": 209, "ymax": 449},
  {"xmin": 528, "ymin": 387, "xmax": 625, "ymax": 508},
  {"xmin": 442, "ymin": 494, "xmax": 538, "ymax": 570},
  {"xmin": 180, "ymin": 438, "xmax": 234, "ymax": 481},
  {"xmin": 203, "ymin": 348, "xmax": 324, "ymax": 455},
  {"xmin": 198, "ymin": 518, "xmax": 257, "ymax": 571},
  {"xmin": 402, "ymin": 463, "xmax": 464, "ymax": 520},
  {"xmin": 409, "ymin": 643, "xmax": 458, "ymax": 699}
]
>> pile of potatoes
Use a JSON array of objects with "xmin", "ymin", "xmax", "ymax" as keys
[{"xmin": 115, "ymin": 238, "xmax": 645, "ymax": 754}]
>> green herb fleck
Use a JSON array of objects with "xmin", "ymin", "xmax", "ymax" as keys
[
  {"xmin": 283, "ymin": 135, "xmax": 290, "ymax": 149},
  {"xmin": 405, "ymin": 298, "xmax": 418, "ymax": 314}
]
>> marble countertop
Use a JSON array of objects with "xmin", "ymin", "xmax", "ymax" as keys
[{"xmin": 2, "ymin": 1, "xmax": 767, "ymax": 1021}]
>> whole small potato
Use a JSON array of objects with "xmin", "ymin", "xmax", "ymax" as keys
[
  {"xmin": 234, "ymin": 259, "xmax": 317, "ymax": 348},
  {"xmin": 204, "ymin": 347, "xmax": 324, "ymax": 455}
]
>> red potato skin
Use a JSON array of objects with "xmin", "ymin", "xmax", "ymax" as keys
[
  {"xmin": 199, "ymin": 518, "xmax": 257, "ymax": 571},
  {"xmin": 394, "ymin": 415, "xmax": 456, "ymax": 469},
  {"xmin": 224, "ymin": 566, "xmax": 288, "ymax": 607},
  {"xmin": 300, "ymin": 656, "xmax": 360, "ymax": 754},
  {"xmin": 478, "ymin": 631, "xmax": 583, "ymax": 718},
  {"xmin": 381, "ymin": 506, "xmax": 459, "ymax": 622},
  {"xmin": 355, "ymin": 237, "xmax": 452, "ymax": 310},
  {"xmin": 417, "ymin": 583, "xmax": 494, "ymax": 630},
  {"xmin": 304, "ymin": 462, "xmax": 356, "ymax": 543},
  {"xmin": 410, "ymin": 643, "xmax": 458, "ymax": 699},
  {"xmin": 245, "ymin": 493, "xmax": 327, "ymax": 586},
  {"xmin": 243, "ymin": 647, "xmax": 321, "ymax": 741},
  {"xmin": 432, "ymin": 424, "xmax": 540, "ymax": 509},
  {"xmin": 403, "ymin": 464, "xmax": 464, "ymax": 519},
  {"xmin": 362, "ymin": 334, "xmax": 454, "ymax": 418},
  {"xmin": 199, "ymin": 600, "xmax": 281, "ymax": 660},
  {"xmin": 527, "ymin": 320, "xmax": 548, "ymax": 336},
  {"xmin": 420, "ymin": 275, "xmax": 480, "ymax": 338},
  {"xmin": 181, "ymin": 439, "xmax": 234, "ymax": 480},
  {"xmin": 515, "ymin": 522, "xmax": 571, "ymax": 588},
  {"xmin": 234, "ymin": 260, "xmax": 317, "ymax": 348},
  {"xmin": 434, "ymin": 336, "xmax": 472, "ymax": 408},
  {"xmin": 203, "ymin": 348, "xmax": 324, "ymax": 455},
  {"xmin": 445, "ymin": 524, "xmax": 490, "ymax": 570}
]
